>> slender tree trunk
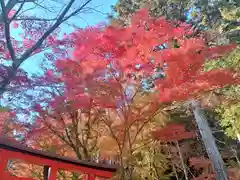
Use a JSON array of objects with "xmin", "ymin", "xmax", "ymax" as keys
[
  {"xmin": 175, "ymin": 141, "xmax": 188, "ymax": 180},
  {"xmin": 191, "ymin": 100, "xmax": 228, "ymax": 180},
  {"xmin": 172, "ymin": 161, "xmax": 180, "ymax": 180},
  {"xmin": 231, "ymin": 147, "xmax": 240, "ymax": 167},
  {"xmin": 166, "ymin": 144, "xmax": 180, "ymax": 180}
]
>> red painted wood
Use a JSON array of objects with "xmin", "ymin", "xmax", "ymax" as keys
[
  {"xmin": 88, "ymin": 174, "xmax": 96, "ymax": 180},
  {"xmin": 2, "ymin": 172, "xmax": 34, "ymax": 180},
  {"xmin": 0, "ymin": 150, "xmax": 8, "ymax": 178},
  {"xmin": 0, "ymin": 146, "xmax": 117, "ymax": 180},
  {"xmin": 48, "ymin": 167, "xmax": 58, "ymax": 180},
  {"xmin": 0, "ymin": 137, "xmax": 117, "ymax": 180},
  {"xmin": 1, "ymin": 149, "xmax": 113, "ymax": 178}
]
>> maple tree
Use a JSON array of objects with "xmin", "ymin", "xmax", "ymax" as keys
[
  {"xmin": 24, "ymin": 66, "xmax": 169, "ymax": 179},
  {"xmin": 111, "ymin": 0, "xmax": 240, "ymax": 44},
  {"xmin": 31, "ymin": 8, "xmax": 238, "ymax": 179},
  {"xmin": 20, "ymin": 8, "xmax": 237, "ymax": 179},
  {"xmin": 0, "ymin": 0, "xmax": 101, "ymax": 138},
  {"xmin": 152, "ymin": 123, "xmax": 196, "ymax": 180},
  {"xmin": 31, "ymin": 94, "xmax": 104, "ymax": 161},
  {"xmin": 4, "ymin": 7, "xmax": 240, "ymax": 180},
  {"xmin": 0, "ymin": 0, "xmax": 95, "ymax": 96},
  {"xmin": 63, "ymin": 9, "xmax": 238, "ymax": 102}
]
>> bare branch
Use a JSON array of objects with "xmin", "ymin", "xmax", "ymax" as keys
[
  {"xmin": 14, "ymin": 0, "xmax": 92, "ymax": 68},
  {"xmin": 32, "ymin": 0, "xmax": 56, "ymax": 13},
  {"xmin": 9, "ymin": 2, "xmax": 25, "ymax": 22},
  {"xmin": 0, "ymin": 0, "xmax": 36, "ymax": 22},
  {"xmin": 14, "ymin": 17, "xmax": 57, "ymax": 21},
  {"xmin": 85, "ymin": 7, "xmax": 107, "ymax": 16},
  {"xmin": 0, "ymin": 0, "xmax": 18, "ymax": 22},
  {"xmin": 14, "ymin": 3, "xmax": 39, "ymax": 17},
  {"xmin": 62, "ymin": 1, "xmax": 92, "ymax": 22},
  {"xmin": 0, "ymin": 0, "xmax": 93, "ymax": 94},
  {"xmin": 0, "ymin": 0, "xmax": 16, "ymax": 61}
]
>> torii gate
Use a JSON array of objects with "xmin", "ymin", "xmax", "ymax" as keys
[{"xmin": 0, "ymin": 138, "xmax": 118, "ymax": 180}]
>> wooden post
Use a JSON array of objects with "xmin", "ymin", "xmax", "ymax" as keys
[
  {"xmin": 88, "ymin": 174, "xmax": 95, "ymax": 180},
  {"xmin": 191, "ymin": 100, "xmax": 228, "ymax": 180},
  {"xmin": 0, "ymin": 152, "xmax": 8, "ymax": 178},
  {"xmin": 48, "ymin": 167, "xmax": 58, "ymax": 180},
  {"xmin": 43, "ymin": 166, "xmax": 50, "ymax": 180}
]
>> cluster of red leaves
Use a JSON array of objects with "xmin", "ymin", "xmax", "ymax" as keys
[
  {"xmin": 189, "ymin": 157, "xmax": 214, "ymax": 180},
  {"xmin": 152, "ymin": 124, "xmax": 196, "ymax": 142},
  {"xmin": 189, "ymin": 157, "xmax": 212, "ymax": 169},
  {"xmin": 0, "ymin": 108, "xmax": 18, "ymax": 137},
  {"xmin": 54, "ymin": 9, "xmax": 239, "ymax": 107},
  {"xmin": 189, "ymin": 157, "xmax": 240, "ymax": 180},
  {"xmin": 156, "ymin": 43, "xmax": 238, "ymax": 102},
  {"xmin": 0, "ymin": 111, "xmax": 11, "ymax": 134},
  {"xmin": 2, "ymin": 7, "xmax": 238, "ymax": 150}
]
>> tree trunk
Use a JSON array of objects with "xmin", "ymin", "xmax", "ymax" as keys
[
  {"xmin": 191, "ymin": 100, "xmax": 228, "ymax": 180},
  {"xmin": 175, "ymin": 141, "xmax": 188, "ymax": 180}
]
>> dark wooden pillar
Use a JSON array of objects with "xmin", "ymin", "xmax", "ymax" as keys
[{"xmin": 43, "ymin": 166, "xmax": 50, "ymax": 180}]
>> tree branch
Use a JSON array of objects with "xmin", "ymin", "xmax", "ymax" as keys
[
  {"xmin": 62, "ymin": 0, "xmax": 92, "ymax": 22},
  {"xmin": 0, "ymin": 0, "xmax": 92, "ymax": 94},
  {"xmin": 0, "ymin": 0, "xmax": 36, "ymax": 22},
  {"xmin": 9, "ymin": 2, "xmax": 25, "ymax": 22},
  {"xmin": 0, "ymin": 0, "xmax": 16, "ymax": 61},
  {"xmin": 14, "ymin": 17, "xmax": 57, "ymax": 21},
  {"xmin": 0, "ymin": 0, "xmax": 18, "ymax": 22},
  {"xmin": 14, "ymin": 0, "xmax": 92, "ymax": 68}
]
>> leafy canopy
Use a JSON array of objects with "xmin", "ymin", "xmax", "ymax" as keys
[{"xmin": 55, "ymin": 9, "xmax": 239, "ymax": 106}]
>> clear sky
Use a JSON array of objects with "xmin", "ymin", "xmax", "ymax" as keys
[
  {"xmin": 20, "ymin": 0, "xmax": 118, "ymax": 75},
  {"xmin": 4, "ymin": 0, "xmax": 118, "ymax": 122}
]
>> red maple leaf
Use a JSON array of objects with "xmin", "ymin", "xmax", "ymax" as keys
[{"xmin": 152, "ymin": 123, "xmax": 196, "ymax": 142}]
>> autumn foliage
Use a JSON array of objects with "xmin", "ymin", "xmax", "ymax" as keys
[
  {"xmin": 1, "ymin": 8, "xmax": 240, "ymax": 180},
  {"xmin": 54, "ymin": 9, "xmax": 239, "ymax": 107},
  {"xmin": 152, "ymin": 123, "xmax": 196, "ymax": 142}
]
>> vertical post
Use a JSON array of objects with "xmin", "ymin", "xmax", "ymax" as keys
[
  {"xmin": 48, "ymin": 167, "xmax": 58, "ymax": 180},
  {"xmin": 191, "ymin": 100, "xmax": 228, "ymax": 180},
  {"xmin": 175, "ymin": 141, "xmax": 188, "ymax": 180},
  {"xmin": 88, "ymin": 174, "xmax": 95, "ymax": 180},
  {"xmin": 0, "ymin": 150, "xmax": 8, "ymax": 178},
  {"xmin": 43, "ymin": 166, "xmax": 50, "ymax": 180}
]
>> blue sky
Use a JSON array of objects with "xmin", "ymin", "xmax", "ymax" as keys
[
  {"xmin": 18, "ymin": 0, "xmax": 117, "ymax": 75},
  {"xmin": 3, "ymin": 0, "xmax": 117, "ymax": 122}
]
